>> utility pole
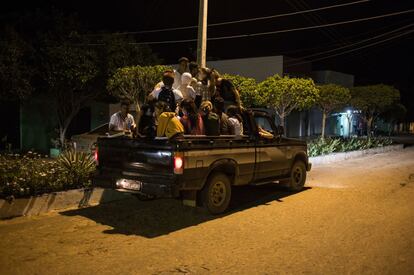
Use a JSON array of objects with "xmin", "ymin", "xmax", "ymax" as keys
[{"xmin": 197, "ymin": 0, "xmax": 208, "ymax": 68}]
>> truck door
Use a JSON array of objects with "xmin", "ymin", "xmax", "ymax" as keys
[{"xmin": 254, "ymin": 115, "xmax": 290, "ymax": 182}]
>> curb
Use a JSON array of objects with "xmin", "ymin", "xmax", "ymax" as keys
[
  {"xmin": 0, "ymin": 188, "xmax": 132, "ymax": 220},
  {"xmin": 309, "ymin": 144, "xmax": 404, "ymax": 165}
]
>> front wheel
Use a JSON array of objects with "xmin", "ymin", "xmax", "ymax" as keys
[
  {"xmin": 201, "ymin": 173, "xmax": 232, "ymax": 214},
  {"xmin": 288, "ymin": 161, "xmax": 307, "ymax": 191}
]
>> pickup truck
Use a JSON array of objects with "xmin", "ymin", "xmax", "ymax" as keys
[{"xmin": 93, "ymin": 109, "xmax": 311, "ymax": 214}]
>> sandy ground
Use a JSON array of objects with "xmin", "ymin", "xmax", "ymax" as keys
[{"xmin": 1, "ymin": 147, "xmax": 414, "ymax": 275}]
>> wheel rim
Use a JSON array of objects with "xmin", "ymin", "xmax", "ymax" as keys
[
  {"xmin": 210, "ymin": 180, "xmax": 226, "ymax": 206},
  {"xmin": 292, "ymin": 167, "xmax": 303, "ymax": 184}
]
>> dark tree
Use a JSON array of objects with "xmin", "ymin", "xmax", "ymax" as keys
[{"xmin": 0, "ymin": 26, "xmax": 33, "ymax": 101}]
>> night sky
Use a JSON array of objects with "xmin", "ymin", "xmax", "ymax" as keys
[{"xmin": 2, "ymin": 0, "xmax": 414, "ymax": 115}]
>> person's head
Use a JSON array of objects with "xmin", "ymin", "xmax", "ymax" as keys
[
  {"xmin": 213, "ymin": 96, "xmax": 225, "ymax": 114},
  {"xmin": 120, "ymin": 101, "xmax": 131, "ymax": 117},
  {"xmin": 180, "ymin": 99, "xmax": 198, "ymax": 128},
  {"xmin": 178, "ymin": 57, "xmax": 189, "ymax": 73},
  {"xmin": 181, "ymin": 72, "xmax": 192, "ymax": 86},
  {"xmin": 227, "ymin": 105, "xmax": 243, "ymax": 122},
  {"xmin": 199, "ymin": 67, "xmax": 211, "ymax": 82},
  {"xmin": 200, "ymin": 101, "xmax": 213, "ymax": 115},
  {"xmin": 189, "ymin": 61, "xmax": 199, "ymax": 77},
  {"xmin": 162, "ymin": 70, "xmax": 175, "ymax": 88},
  {"xmin": 180, "ymin": 98, "xmax": 197, "ymax": 116},
  {"xmin": 211, "ymin": 69, "xmax": 220, "ymax": 80},
  {"xmin": 211, "ymin": 69, "xmax": 221, "ymax": 85},
  {"xmin": 140, "ymin": 104, "xmax": 154, "ymax": 117},
  {"xmin": 154, "ymin": 101, "xmax": 171, "ymax": 117}
]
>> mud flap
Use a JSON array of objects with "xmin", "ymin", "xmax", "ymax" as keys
[{"xmin": 182, "ymin": 190, "xmax": 197, "ymax": 207}]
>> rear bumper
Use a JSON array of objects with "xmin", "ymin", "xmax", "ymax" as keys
[{"xmin": 93, "ymin": 171, "xmax": 180, "ymax": 198}]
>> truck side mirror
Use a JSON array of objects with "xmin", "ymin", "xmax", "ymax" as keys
[{"xmin": 277, "ymin": 126, "xmax": 284, "ymax": 136}]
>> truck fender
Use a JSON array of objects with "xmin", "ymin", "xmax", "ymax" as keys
[
  {"xmin": 293, "ymin": 151, "xmax": 308, "ymax": 166},
  {"xmin": 201, "ymin": 158, "xmax": 239, "ymax": 189}
]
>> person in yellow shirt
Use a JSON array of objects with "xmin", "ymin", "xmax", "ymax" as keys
[{"xmin": 154, "ymin": 101, "xmax": 184, "ymax": 140}]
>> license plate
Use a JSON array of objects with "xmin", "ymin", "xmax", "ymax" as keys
[{"xmin": 116, "ymin": 179, "xmax": 142, "ymax": 191}]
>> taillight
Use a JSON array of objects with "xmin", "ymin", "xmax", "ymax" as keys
[
  {"xmin": 94, "ymin": 148, "xmax": 99, "ymax": 165},
  {"xmin": 174, "ymin": 153, "xmax": 184, "ymax": 174}
]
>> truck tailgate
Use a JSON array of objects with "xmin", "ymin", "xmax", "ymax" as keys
[{"xmin": 93, "ymin": 137, "xmax": 179, "ymax": 197}]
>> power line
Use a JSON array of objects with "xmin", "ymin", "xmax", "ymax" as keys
[
  {"xmin": 284, "ymin": 0, "xmax": 339, "ymax": 44},
  {"xmin": 128, "ymin": 9, "xmax": 414, "ymax": 45},
  {"xmin": 87, "ymin": 0, "xmax": 370, "ymax": 36},
  {"xmin": 279, "ymin": 19, "xmax": 414, "ymax": 54},
  {"xmin": 285, "ymin": 29, "xmax": 414, "ymax": 67},
  {"xmin": 286, "ymin": 23, "xmax": 414, "ymax": 62}
]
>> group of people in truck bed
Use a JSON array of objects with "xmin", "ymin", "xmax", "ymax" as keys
[{"xmin": 110, "ymin": 57, "xmax": 247, "ymax": 140}]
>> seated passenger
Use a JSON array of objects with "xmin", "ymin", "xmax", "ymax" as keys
[
  {"xmin": 179, "ymin": 99, "xmax": 204, "ymax": 135},
  {"xmin": 154, "ymin": 101, "xmax": 184, "ymax": 140},
  {"xmin": 109, "ymin": 101, "xmax": 136, "ymax": 133},
  {"xmin": 213, "ymin": 97, "xmax": 230, "ymax": 135},
  {"xmin": 258, "ymin": 126, "xmax": 274, "ymax": 139},
  {"xmin": 227, "ymin": 105, "xmax": 244, "ymax": 136},
  {"xmin": 179, "ymin": 72, "xmax": 196, "ymax": 101},
  {"xmin": 138, "ymin": 102, "xmax": 156, "ymax": 137},
  {"xmin": 200, "ymin": 101, "xmax": 220, "ymax": 136},
  {"xmin": 150, "ymin": 71, "xmax": 183, "ymax": 112}
]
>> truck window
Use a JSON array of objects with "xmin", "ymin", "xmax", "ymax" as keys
[{"xmin": 255, "ymin": 117, "xmax": 274, "ymax": 133}]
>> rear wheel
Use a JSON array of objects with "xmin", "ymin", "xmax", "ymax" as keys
[
  {"xmin": 201, "ymin": 173, "xmax": 232, "ymax": 214},
  {"xmin": 288, "ymin": 161, "xmax": 307, "ymax": 191}
]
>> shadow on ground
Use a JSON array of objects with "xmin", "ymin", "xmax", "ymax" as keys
[{"xmin": 61, "ymin": 185, "xmax": 311, "ymax": 238}]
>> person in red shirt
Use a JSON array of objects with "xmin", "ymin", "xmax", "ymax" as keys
[{"xmin": 179, "ymin": 99, "xmax": 204, "ymax": 135}]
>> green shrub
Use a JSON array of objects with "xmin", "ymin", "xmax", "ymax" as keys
[
  {"xmin": 57, "ymin": 150, "xmax": 96, "ymax": 188},
  {"xmin": 308, "ymin": 137, "xmax": 393, "ymax": 157},
  {"xmin": 0, "ymin": 150, "xmax": 96, "ymax": 199},
  {"xmin": 0, "ymin": 152, "xmax": 65, "ymax": 198}
]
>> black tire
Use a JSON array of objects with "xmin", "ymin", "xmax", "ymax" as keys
[
  {"xmin": 201, "ymin": 173, "xmax": 232, "ymax": 214},
  {"xmin": 288, "ymin": 161, "xmax": 307, "ymax": 192}
]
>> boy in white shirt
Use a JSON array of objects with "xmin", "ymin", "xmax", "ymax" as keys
[{"xmin": 109, "ymin": 101, "xmax": 136, "ymax": 132}]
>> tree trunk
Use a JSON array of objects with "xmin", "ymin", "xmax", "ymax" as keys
[
  {"xmin": 59, "ymin": 126, "xmax": 67, "ymax": 150},
  {"xmin": 58, "ymin": 108, "xmax": 78, "ymax": 150},
  {"xmin": 134, "ymin": 101, "xmax": 141, "ymax": 134},
  {"xmin": 367, "ymin": 117, "xmax": 373, "ymax": 138},
  {"xmin": 280, "ymin": 115, "xmax": 286, "ymax": 130},
  {"xmin": 321, "ymin": 111, "xmax": 327, "ymax": 139}
]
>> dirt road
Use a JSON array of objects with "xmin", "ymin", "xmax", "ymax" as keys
[{"xmin": 1, "ymin": 147, "xmax": 414, "ymax": 275}]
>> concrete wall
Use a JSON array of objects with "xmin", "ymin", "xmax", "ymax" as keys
[
  {"xmin": 207, "ymin": 56, "xmax": 284, "ymax": 81},
  {"xmin": 20, "ymin": 96, "xmax": 109, "ymax": 153},
  {"xmin": 0, "ymin": 188, "xmax": 132, "ymax": 219},
  {"xmin": 20, "ymin": 96, "xmax": 57, "ymax": 153},
  {"xmin": 283, "ymin": 56, "xmax": 312, "ymax": 77},
  {"xmin": 311, "ymin": 70, "xmax": 355, "ymax": 88}
]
